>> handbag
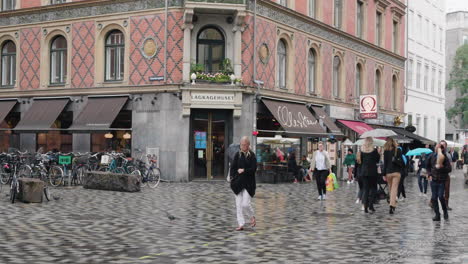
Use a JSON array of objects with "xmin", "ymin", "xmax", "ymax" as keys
[{"xmin": 392, "ymin": 151, "xmax": 404, "ymax": 168}]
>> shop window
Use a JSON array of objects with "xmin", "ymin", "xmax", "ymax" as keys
[
  {"xmin": 36, "ymin": 111, "xmax": 73, "ymax": 152},
  {"xmin": 1, "ymin": 0, "xmax": 15, "ymax": 11},
  {"xmin": 50, "ymin": 36, "xmax": 67, "ymax": 85},
  {"xmin": 332, "ymin": 56, "xmax": 341, "ymax": 98},
  {"xmin": 277, "ymin": 39, "xmax": 287, "ymax": 89},
  {"xmin": 308, "ymin": 49, "xmax": 316, "ymax": 93},
  {"xmin": 196, "ymin": 26, "xmax": 225, "ymax": 73},
  {"xmin": 105, "ymin": 30, "xmax": 125, "ymax": 82},
  {"xmin": 91, "ymin": 110, "xmax": 132, "ymax": 153},
  {"xmin": 1, "ymin": 40, "xmax": 15, "ymax": 87}
]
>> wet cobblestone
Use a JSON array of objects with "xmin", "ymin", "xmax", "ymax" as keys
[{"xmin": 0, "ymin": 170, "xmax": 467, "ymax": 264}]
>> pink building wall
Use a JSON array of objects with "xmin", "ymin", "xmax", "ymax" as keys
[
  {"xmin": 71, "ymin": 21, "xmax": 95, "ymax": 89},
  {"xmin": 19, "ymin": 27, "xmax": 41, "ymax": 91}
]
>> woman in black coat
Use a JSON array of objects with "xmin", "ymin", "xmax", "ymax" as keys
[
  {"xmin": 230, "ymin": 136, "xmax": 257, "ymax": 231},
  {"xmin": 359, "ymin": 137, "xmax": 380, "ymax": 213}
]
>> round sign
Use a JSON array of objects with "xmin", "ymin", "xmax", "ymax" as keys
[
  {"xmin": 141, "ymin": 37, "xmax": 158, "ymax": 59},
  {"xmin": 258, "ymin": 43, "xmax": 270, "ymax": 64}
]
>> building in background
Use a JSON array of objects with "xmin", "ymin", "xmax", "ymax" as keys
[
  {"xmin": 405, "ymin": 0, "xmax": 446, "ymax": 143},
  {"xmin": 0, "ymin": 0, "xmax": 407, "ymax": 181},
  {"xmin": 445, "ymin": 11, "xmax": 468, "ymax": 144}
]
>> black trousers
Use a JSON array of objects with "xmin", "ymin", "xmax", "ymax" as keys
[
  {"xmin": 362, "ymin": 176, "xmax": 377, "ymax": 208},
  {"xmin": 314, "ymin": 169, "xmax": 328, "ymax": 196},
  {"xmin": 398, "ymin": 173, "xmax": 406, "ymax": 198}
]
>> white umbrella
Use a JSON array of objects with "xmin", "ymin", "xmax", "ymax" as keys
[
  {"xmin": 343, "ymin": 139, "xmax": 354, "ymax": 146},
  {"xmin": 354, "ymin": 138, "xmax": 386, "ymax": 147},
  {"xmin": 360, "ymin": 129, "xmax": 397, "ymax": 139}
]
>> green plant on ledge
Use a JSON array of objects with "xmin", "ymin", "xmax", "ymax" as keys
[{"xmin": 190, "ymin": 59, "xmax": 242, "ymax": 84}]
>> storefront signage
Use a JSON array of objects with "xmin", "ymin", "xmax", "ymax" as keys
[
  {"xmin": 360, "ymin": 95, "xmax": 378, "ymax": 119},
  {"xmin": 194, "ymin": 131, "xmax": 207, "ymax": 149},
  {"xmin": 276, "ymin": 106, "xmax": 318, "ymax": 129},
  {"xmin": 191, "ymin": 93, "xmax": 235, "ymax": 103}
]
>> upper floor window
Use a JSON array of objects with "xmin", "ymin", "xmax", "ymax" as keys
[
  {"xmin": 376, "ymin": 12, "xmax": 383, "ymax": 46},
  {"xmin": 51, "ymin": 0, "xmax": 66, "ymax": 4},
  {"xmin": 355, "ymin": 64, "xmax": 363, "ymax": 97},
  {"xmin": 416, "ymin": 62, "xmax": 421, "ymax": 89},
  {"xmin": 1, "ymin": 41, "xmax": 16, "ymax": 87},
  {"xmin": 424, "ymin": 64, "xmax": 428, "ymax": 91},
  {"xmin": 197, "ymin": 27, "xmax": 225, "ymax": 73},
  {"xmin": 309, "ymin": 0, "xmax": 316, "ymax": 18},
  {"xmin": 105, "ymin": 30, "xmax": 125, "ymax": 82},
  {"xmin": 408, "ymin": 59, "xmax": 413, "ymax": 87},
  {"xmin": 431, "ymin": 68, "xmax": 436, "ymax": 93},
  {"xmin": 463, "ymin": 35, "xmax": 468, "ymax": 45},
  {"xmin": 1, "ymin": 0, "xmax": 15, "ymax": 11},
  {"xmin": 279, "ymin": 0, "xmax": 287, "ymax": 7},
  {"xmin": 332, "ymin": 56, "xmax": 341, "ymax": 98},
  {"xmin": 308, "ymin": 49, "xmax": 316, "ymax": 93},
  {"xmin": 392, "ymin": 75, "xmax": 398, "ymax": 110},
  {"xmin": 356, "ymin": 1, "xmax": 364, "ymax": 38},
  {"xmin": 277, "ymin": 39, "xmax": 287, "ymax": 89},
  {"xmin": 393, "ymin": 20, "xmax": 399, "ymax": 53},
  {"xmin": 50, "ymin": 36, "xmax": 67, "ymax": 85},
  {"xmin": 438, "ymin": 71, "xmax": 442, "ymax": 95},
  {"xmin": 375, "ymin": 70, "xmax": 381, "ymax": 103},
  {"xmin": 334, "ymin": 0, "xmax": 343, "ymax": 29}
]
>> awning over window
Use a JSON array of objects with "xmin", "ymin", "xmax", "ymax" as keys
[
  {"xmin": 261, "ymin": 99, "xmax": 326, "ymax": 135},
  {"xmin": 14, "ymin": 99, "xmax": 69, "ymax": 130},
  {"xmin": 0, "ymin": 100, "xmax": 17, "ymax": 124},
  {"xmin": 337, "ymin": 120, "xmax": 374, "ymax": 135},
  {"xmin": 69, "ymin": 96, "xmax": 128, "ymax": 131},
  {"xmin": 392, "ymin": 127, "xmax": 435, "ymax": 145},
  {"xmin": 310, "ymin": 106, "xmax": 344, "ymax": 136}
]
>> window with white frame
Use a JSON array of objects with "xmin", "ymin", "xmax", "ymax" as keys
[
  {"xmin": 439, "ymin": 28, "xmax": 443, "ymax": 51},
  {"xmin": 356, "ymin": 0, "xmax": 364, "ymax": 38},
  {"xmin": 376, "ymin": 11, "xmax": 383, "ymax": 46},
  {"xmin": 1, "ymin": 40, "xmax": 15, "ymax": 87},
  {"xmin": 416, "ymin": 62, "xmax": 421, "ymax": 89},
  {"xmin": 333, "ymin": 56, "xmax": 341, "ymax": 98},
  {"xmin": 463, "ymin": 35, "xmax": 468, "ymax": 45},
  {"xmin": 1, "ymin": 0, "xmax": 15, "ymax": 10},
  {"xmin": 408, "ymin": 59, "xmax": 413, "ymax": 87},
  {"xmin": 416, "ymin": 116, "xmax": 421, "ymax": 135},
  {"xmin": 309, "ymin": 0, "xmax": 316, "ymax": 18},
  {"xmin": 424, "ymin": 117, "xmax": 428, "ymax": 137},
  {"xmin": 279, "ymin": 0, "xmax": 287, "ymax": 7},
  {"xmin": 431, "ymin": 68, "xmax": 435, "ymax": 93},
  {"xmin": 50, "ymin": 36, "xmax": 67, "ymax": 85},
  {"xmin": 308, "ymin": 49, "xmax": 316, "ymax": 93},
  {"xmin": 277, "ymin": 39, "xmax": 287, "ymax": 89},
  {"xmin": 425, "ymin": 19, "xmax": 429, "ymax": 45},
  {"xmin": 408, "ymin": 114, "xmax": 413, "ymax": 126},
  {"xmin": 51, "ymin": 0, "xmax": 66, "ymax": 4},
  {"xmin": 424, "ymin": 64, "xmax": 428, "ymax": 91},
  {"xmin": 393, "ymin": 20, "xmax": 399, "ymax": 53},
  {"xmin": 409, "ymin": 10, "xmax": 414, "ymax": 37},
  {"xmin": 418, "ymin": 15, "xmax": 422, "ymax": 41},
  {"xmin": 433, "ymin": 24, "xmax": 437, "ymax": 48},
  {"xmin": 105, "ymin": 30, "xmax": 125, "ymax": 82},
  {"xmin": 334, "ymin": 0, "xmax": 343, "ymax": 29},
  {"xmin": 437, "ymin": 119, "xmax": 441, "ymax": 141},
  {"xmin": 438, "ymin": 70, "xmax": 442, "ymax": 95}
]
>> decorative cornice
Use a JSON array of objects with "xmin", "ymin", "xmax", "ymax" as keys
[
  {"xmin": 0, "ymin": 0, "xmax": 183, "ymax": 27},
  {"xmin": 391, "ymin": 6, "xmax": 406, "ymax": 18},
  {"xmin": 250, "ymin": 0, "xmax": 405, "ymax": 69},
  {"xmin": 374, "ymin": 0, "xmax": 391, "ymax": 9}
]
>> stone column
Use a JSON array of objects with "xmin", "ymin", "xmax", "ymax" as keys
[
  {"xmin": 233, "ymin": 12, "xmax": 246, "ymax": 79},
  {"xmin": 182, "ymin": 9, "xmax": 194, "ymax": 83}
]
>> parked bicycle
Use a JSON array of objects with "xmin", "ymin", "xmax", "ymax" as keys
[{"xmin": 132, "ymin": 153, "xmax": 161, "ymax": 188}]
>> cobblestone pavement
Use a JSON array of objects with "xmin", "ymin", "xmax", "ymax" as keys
[{"xmin": 0, "ymin": 170, "xmax": 467, "ymax": 264}]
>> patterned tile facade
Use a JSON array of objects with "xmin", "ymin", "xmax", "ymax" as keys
[
  {"xmin": 19, "ymin": 27, "xmax": 41, "ymax": 90},
  {"xmin": 71, "ymin": 21, "xmax": 95, "ymax": 89},
  {"xmin": 345, "ymin": 52, "xmax": 356, "ymax": 103},
  {"xmin": 241, "ymin": 15, "xmax": 254, "ymax": 87},
  {"xmin": 254, "ymin": 18, "xmax": 276, "ymax": 90},
  {"xmin": 321, "ymin": 43, "xmax": 333, "ymax": 99},
  {"xmin": 294, "ymin": 33, "xmax": 307, "ymax": 95},
  {"xmin": 166, "ymin": 11, "xmax": 183, "ymax": 84}
]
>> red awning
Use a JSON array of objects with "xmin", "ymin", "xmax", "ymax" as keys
[{"xmin": 338, "ymin": 120, "xmax": 374, "ymax": 135}]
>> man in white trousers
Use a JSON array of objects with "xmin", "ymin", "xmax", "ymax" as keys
[{"xmin": 229, "ymin": 136, "xmax": 257, "ymax": 231}]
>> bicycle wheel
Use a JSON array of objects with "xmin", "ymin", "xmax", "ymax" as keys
[
  {"xmin": 18, "ymin": 165, "xmax": 32, "ymax": 178},
  {"xmin": 98, "ymin": 166, "xmax": 109, "ymax": 172},
  {"xmin": 44, "ymin": 187, "xmax": 50, "ymax": 201},
  {"xmin": 10, "ymin": 181, "xmax": 17, "ymax": 203},
  {"xmin": 147, "ymin": 168, "xmax": 161, "ymax": 188},
  {"xmin": 76, "ymin": 166, "xmax": 88, "ymax": 185},
  {"xmin": 112, "ymin": 167, "xmax": 125, "ymax": 174},
  {"xmin": 49, "ymin": 166, "xmax": 64, "ymax": 187},
  {"xmin": 137, "ymin": 168, "xmax": 148, "ymax": 187},
  {"xmin": 131, "ymin": 169, "xmax": 142, "ymax": 185},
  {"xmin": 0, "ymin": 166, "xmax": 9, "ymax": 185}
]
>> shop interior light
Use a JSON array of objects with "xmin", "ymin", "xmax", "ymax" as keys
[
  {"xmin": 104, "ymin": 132, "xmax": 114, "ymax": 139},
  {"xmin": 123, "ymin": 132, "xmax": 131, "ymax": 139}
]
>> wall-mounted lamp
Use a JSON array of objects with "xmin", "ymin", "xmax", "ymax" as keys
[
  {"xmin": 104, "ymin": 132, "xmax": 114, "ymax": 139},
  {"xmin": 123, "ymin": 132, "xmax": 131, "ymax": 139}
]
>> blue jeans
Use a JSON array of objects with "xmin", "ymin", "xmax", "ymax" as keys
[
  {"xmin": 418, "ymin": 173, "xmax": 428, "ymax": 193},
  {"xmin": 431, "ymin": 180, "xmax": 447, "ymax": 216}
]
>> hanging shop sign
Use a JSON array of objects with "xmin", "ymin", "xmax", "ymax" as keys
[{"xmin": 360, "ymin": 95, "xmax": 378, "ymax": 119}]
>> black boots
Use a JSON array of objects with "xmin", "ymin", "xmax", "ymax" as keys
[
  {"xmin": 433, "ymin": 214, "xmax": 441, "ymax": 221},
  {"xmin": 369, "ymin": 204, "xmax": 376, "ymax": 212},
  {"xmin": 443, "ymin": 211, "xmax": 449, "ymax": 220},
  {"xmin": 389, "ymin": 206, "xmax": 395, "ymax": 214}
]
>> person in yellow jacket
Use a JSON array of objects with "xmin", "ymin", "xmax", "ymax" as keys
[{"xmin": 309, "ymin": 142, "xmax": 331, "ymax": 200}]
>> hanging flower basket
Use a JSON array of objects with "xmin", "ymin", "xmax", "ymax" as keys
[{"xmin": 192, "ymin": 72, "xmax": 242, "ymax": 84}]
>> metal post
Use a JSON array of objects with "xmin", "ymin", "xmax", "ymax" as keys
[{"xmin": 252, "ymin": 0, "xmax": 258, "ymax": 153}]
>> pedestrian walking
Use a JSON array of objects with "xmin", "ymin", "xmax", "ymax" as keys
[
  {"xmin": 450, "ymin": 147, "xmax": 459, "ymax": 169},
  {"xmin": 354, "ymin": 151, "xmax": 364, "ymax": 209},
  {"xmin": 309, "ymin": 141, "xmax": 331, "ymax": 201},
  {"xmin": 417, "ymin": 153, "xmax": 429, "ymax": 196},
  {"xmin": 462, "ymin": 145, "xmax": 468, "ymax": 184},
  {"xmin": 397, "ymin": 146, "xmax": 408, "ymax": 201},
  {"xmin": 229, "ymin": 136, "xmax": 257, "ymax": 231},
  {"xmin": 426, "ymin": 142, "xmax": 451, "ymax": 221},
  {"xmin": 383, "ymin": 138, "xmax": 403, "ymax": 214},
  {"xmin": 358, "ymin": 137, "xmax": 380, "ymax": 213},
  {"xmin": 343, "ymin": 149, "xmax": 356, "ymax": 184},
  {"xmin": 441, "ymin": 141, "xmax": 452, "ymax": 210}
]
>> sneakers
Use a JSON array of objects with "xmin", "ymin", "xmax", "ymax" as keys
[
  {"xmin": 355, "ymin": 198, "xmax": 361, "ymax": 204},
  {"xmin": 317, "ymin": 195, "xmax": 322, "ymax": 200},
  {"xmin": 322, "ymin": 194, "xmax": 326, "ymax": 200},
  {"xmin": 347, "ymin": 180, "xmax": 351, "ymax": 184}
]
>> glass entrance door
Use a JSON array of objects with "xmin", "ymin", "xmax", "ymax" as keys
[{"xmin": 191, "ymin": 110, "xmax": 231, "ymax": 180}]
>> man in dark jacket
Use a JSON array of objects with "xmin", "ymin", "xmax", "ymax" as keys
[
  {"xmin": 426, "ymin": 142, "xmax": 451, "ymax": 221},
  {"xmin": 230, "ymin": 136, "xmax": 257, "ymax": 231}
]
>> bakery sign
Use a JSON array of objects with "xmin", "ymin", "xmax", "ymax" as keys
[
  {"xmin": 191, "ymin": 93, "xmax": 235, "ymax": 103},
  {"xmin": 360, "ymin": 95, "xmax": 378, "ymax": 119}
]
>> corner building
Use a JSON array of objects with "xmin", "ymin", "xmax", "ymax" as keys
[{"xmin": 0, "ymin": 0, "xmax": 406, "ymax": 181}]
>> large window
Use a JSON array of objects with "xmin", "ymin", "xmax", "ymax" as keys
[
  {"xmin": 424, "ymin": 64, "xmax": 428, "ymax": 91},
  {"xmin": 393, "ymin": 20, "xmax": 399, "ymax": 53},
  {"xmin": 375, "ymin": 70, "xmax": 381, "ymax": 103},
  {"xmin": 307, "ymin": 49, "xmax": 316, "ymax": 93},
  {"xmin": 105, "ymin": 30, "xmax": 125, "ymax": 81},
  {"xmin": 309, "ymin": 0, "xmax": 316, "ymax": 18},
  {"xmin": 197, "ymin": 27, "xmax": 225, "ymax": 73},
  {"xmin": 416, "ymin": 62, "xmax": 421, "ymax": 89},
  {"xmin": 50, "ymin": 36, "xmax": 67, "ymax": 85},
  {"xmin": 334, "ymin": 0, "xmax": 343, "ymax": 29},
  {"xmin": 355, "ymin": 64, "xmax": 362, "ymax": 97},
  {"xmin": 332, "ymin": 56, "xmax": 341, "ymax": 98},
  {"xmin": 277, "ymin": 39, "xmax": 287, "ymax": 89},
  {"xmin": 1, "ymin": 41, "xmax": 15, "ymax": 87},
  {"xmin": 408, "ymin": 59, "xmax": 413, "ymax": 87},
  {"xmin": 1, "ymin": 0, "xmax": 15, "ymax": 11},
  {"xmin": 392, "ymin": 75, "xmax": 398, "ymax": 110},
  {"xmin": 356, "ymin": 1, "xmax": 364, "ymax": 38},
  {"xmin": 376, "ymin": 12, "xmax": 382, "ymax": 46},
  {"xmin": 431, "ymin": 68, "xmax": 436, "ymax": 93}
]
